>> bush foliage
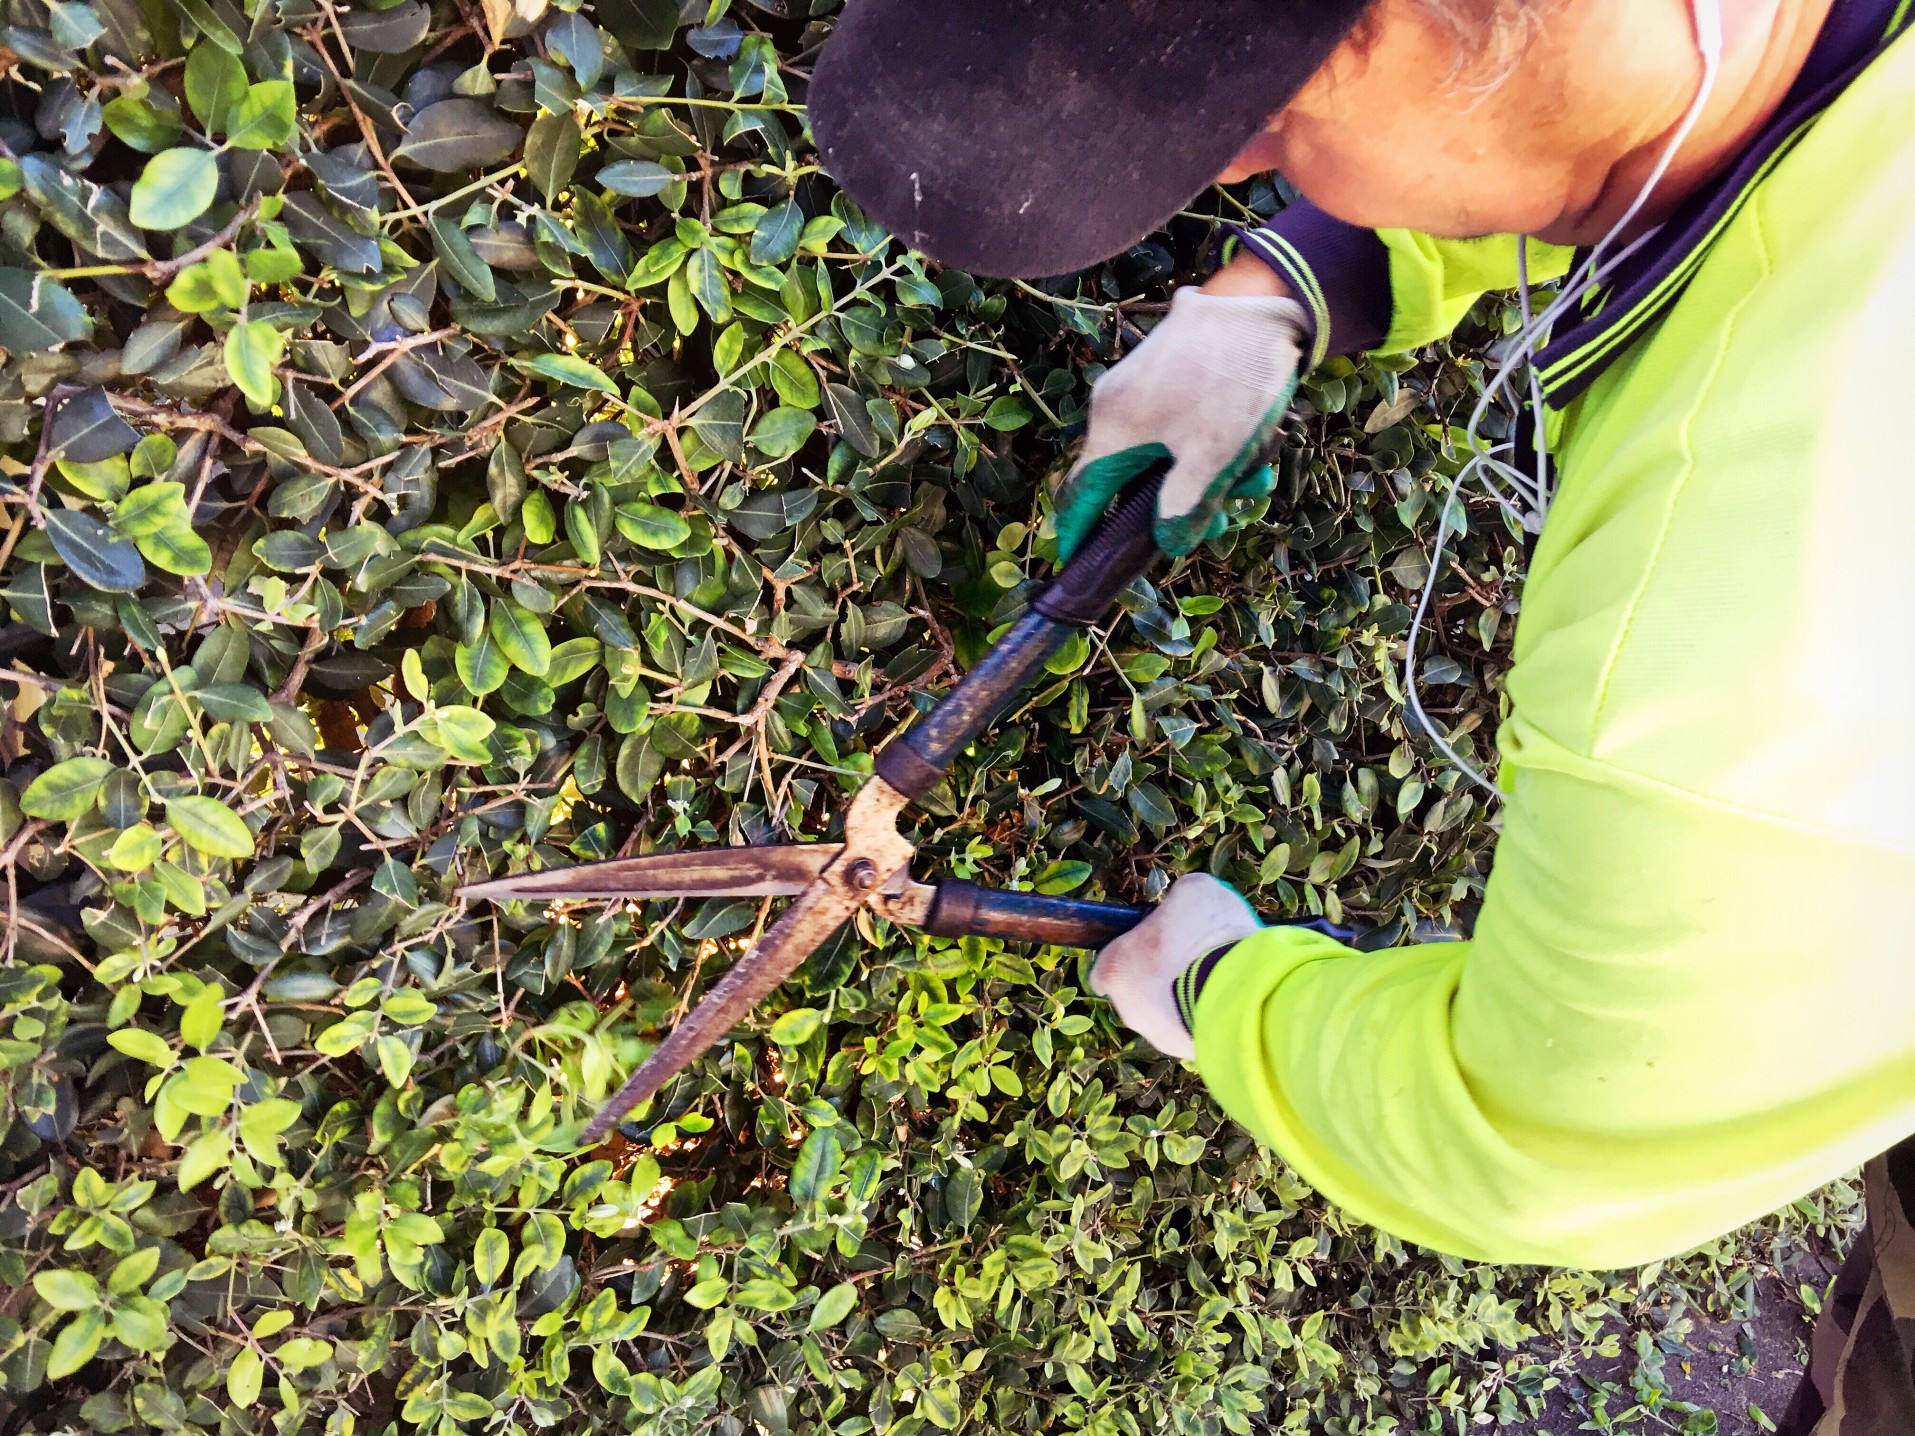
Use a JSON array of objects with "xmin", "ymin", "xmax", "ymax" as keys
[{"xmin": 0, "ymin": 2, "xmax": 1854, "ymax": 1434}]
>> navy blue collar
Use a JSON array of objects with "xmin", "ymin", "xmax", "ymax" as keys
[{"xmin": 1534, "ymin": 0, "xmax": 1912, "ymax": 404}]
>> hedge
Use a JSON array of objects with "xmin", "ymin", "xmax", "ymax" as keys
[{"xmin": 0, "ymin": 1, "xmax": 1854, "ymax": 1434}]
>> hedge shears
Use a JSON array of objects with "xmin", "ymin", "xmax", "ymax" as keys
[{"xmin": 462, "ymin": 469, "xmax": 1334, "ymax": 1144}]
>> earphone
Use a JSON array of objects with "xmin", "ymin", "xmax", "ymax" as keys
[{"xmin": 1401, "ymin": 0, "xmax": 1726, "ymax": 797}]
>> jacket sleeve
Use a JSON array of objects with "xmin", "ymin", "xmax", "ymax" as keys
[
  {"xmin": 1241, "ymin": 202, "xmax": 1575, "ymax": 360},
  {"xmin": 1190, "ymin": 754, "xmax": 1915, "ymax": 1268}
]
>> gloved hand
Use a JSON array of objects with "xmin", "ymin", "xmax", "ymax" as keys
[
  {"xmin": 1054, "ymin": 287, "xmax": 1310, "ymax": 560},
  {"xmin": 1088, "ymin": 874, "xmax": 1263, "ymax": 1060}
]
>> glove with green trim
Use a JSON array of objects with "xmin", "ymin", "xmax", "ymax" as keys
[{"xmin": 1054, "ymin": 288, "xmax": 1310, "ymax": 560}]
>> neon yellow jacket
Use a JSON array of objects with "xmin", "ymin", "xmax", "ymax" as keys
[{"xmin": 1198, "ymin": 23, "xmax": 1915, "ymax": 1267}]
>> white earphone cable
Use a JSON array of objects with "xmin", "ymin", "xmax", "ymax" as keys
[{"xmin": 1399, "ymin": 0, "xmax": 1726, "ymax": 798}]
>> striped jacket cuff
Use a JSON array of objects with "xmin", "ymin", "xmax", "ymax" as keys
[
  {"xmin": 1232, "ymin": 200, "xmax": 1392, "ymax": 367},
  {"xmin": 1173, "ymin": 943, "xmax": 1242, "ymax": 1035}
]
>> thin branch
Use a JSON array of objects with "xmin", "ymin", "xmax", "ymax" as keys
[{"xmin": 331, "ymin": 327, "xmax": 461, "ymax": 412}]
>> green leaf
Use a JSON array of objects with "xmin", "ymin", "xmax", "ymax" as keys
[
  {"xmin": 107, "ymin": 1247, "xmax": 161, "ymax": 1295},
  {"xmin": 57, "ymin": 453, "xmax": 130, "ymax": 501},
  {"xmin": 194, "ymin": 685, "xmax": 273, "ymax": 721},
  {"xmin": 166, "ymin": 796, "xmax": 255, "ymax": 859},
  {"xmin": 684, "ymin": 245, "xmax": 729, "ymax": 323},
  {"xmin": 275, "ymin": 1337, "xmax": 333, "ymax": 1371},
  {"xmin": 170, "ymin": 1056, "xmax": 242, "ymax": 1117},
  {"xmin": 613, "ymin": 501, "xmax": 690, "ymax": 550},
  {"xmin": 430, "ymin": 705, "xmax": 497, "ymax": 762},
  {"xmin": 128, "ymin": 148, "xmax": 219, "ymax": 230},
  {"xmin": 393, "ymin": 98, "xmax": 523, "ymax": 171},
  {"xmin": 313, "ymin": 1012, "xmax": 375, "ymax": 1058},
  {"xmin": 790, "ymin": 1125, "xmax": 843, "ymax": 1204},
  {"xmin": 943, "ymin": 1166, "xmax": 982, "ymax": 1230},
  {"xmin": 768, "ymin": 1007, "xmax": 822, "ymax": 1046},
  {"xmin": 0, "ymin": 268, "xmax": 89, "ymax": 349},
  {"xmin": 48, "ymin": 385, "xmax": 137, "ymax": 463},
  {"xmin": 1033, "ymin": 860, "xmax": 1092, "ymax": 895},
  {"xmin": 166, "ymin": 249, "xmax": 248, "ymax": 312},
  {"xmin": 381, "ymin": 990, "xmax": 437, "ymax": 1025},
  {"xmin": 103, "ymin": 94, "xmax": 184, "ymax": 153},
  {"xmin": 519, "ymin": 352, "xmax": 618, "ymax": 394},
  {"xmin": 489, "ymin": 600, "xmax": 552, "ymax": 677},
  {"xmin": 46, "ymin": 1309, "xmax": 105, "ymax": 1379},
  {"xmin": 374, "ymin": 1031, "xmax": 414, "ymax": 1086},
  {"xmin": 683, "ymin": 1276, "xmax": 730, "ymax": 1309},
  {"xmin": 808, "ymin": 1281, "xmax": 858, "ymax": 1332},
  {"xmin": 732, "ymin": 1279, "xmax": 796, "ymax": 1312},
  {"xmin": 107, "ymin": 1028, "xmax": 175, "ymax": 1067},
  {"xmin": 524, "ymin": 110, "xmax": 581, "ymax": 200},
  {"xmin": 520, "ymin": 487, "xmax": 556, "ymax": 542},
  {"xmin": 749, "ymin": 406, "xmax": 816, "ymax": 459},
  {"xmin": 749, "ymin": 198, "xmax": 804, "ymax": 267},
  {"xmin": 984, "ymin": 395, "xmax": 1035, "ymax": 431},
  {"xmin": 455, "ymin": 631, "xmax": 510, "ymax": 697},
  {"xmin": 114, "ymin": 482, "xmax": 211, "ymax": 576},
  {"xmin": 767, "ymin": 349, "xmax": 819, "ymax": 408},
  {"xmin": 224, "ymin": 81, "xmax": 295, "ymax": 149},
  {"xmin": 428, "ymin": 214, "xmax": 496, "ymax": 302},
  {"xmin": 474, "ymin": 1227, "xmax": 509, "ymax": 1286},
  {"xmin": 184, "ymin": 42, "xmax": 246, "ymax": 130},
  {"xmin": 225, "ymin": 319, "xmax": 287, "ymax": 412},
  {"xmin": 178, "ymin": 1127, "xmax": 231, "ymax": 1190},
  {"xmin": 33, "ymin": 1269, "xmax": 100, "ymax": 1312},
  {"xmin": 179, "ymin": 983, "xmax": 225, "ymax": 1051},
  {"xmin": 227, "ymin": 1345, "xmax": 264, "ymax": 1407},
  {"xmin": 44, "ymin": 508, "xmax": 147, "ymax": 593},
  {"xmin": 21, "ymin": 755, "xmax": 114, "ymax": 820},
  {"xmin": 598, "ymin": 159, "xmax": 673, "ymax": 196}
]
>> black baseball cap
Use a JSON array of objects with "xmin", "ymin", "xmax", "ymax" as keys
[{"xmin": 808, "ymin": 0, "xmax": 1373, "ymax": 279}]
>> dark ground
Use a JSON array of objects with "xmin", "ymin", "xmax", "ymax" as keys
[{"xmin": 1527, "ymin": 1271, "xmax": 1833, "ymax": 1434}]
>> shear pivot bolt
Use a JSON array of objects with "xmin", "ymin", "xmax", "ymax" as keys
[{"xmin": 844, "ymin": 858, "xmax": 879, "ymax": 891}]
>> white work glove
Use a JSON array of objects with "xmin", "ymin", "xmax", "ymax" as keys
[
  {"xmin": 1088, "ymin": 874, "xmax": 1263, "ymax": 1060},
  {"xmin": 1054, "ymin": 288, "xmax": 1310, "ymax": 560}
]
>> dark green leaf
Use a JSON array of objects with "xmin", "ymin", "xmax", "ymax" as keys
[
  {"xmin": 790, "ymin": 1125, "xmax": 843, "ymax": 1204},
  {"xmin": 47, "ymin": 387, "xmax": 137, "ymax": 463},
  {"xmin": 44, "ymin": 508, "xmax": 146, "ymax": 593},
  {"xmin": 748, "ymin": 198, "xmax": 803, "ymax": 266},
  {"xmin": 429, "ymin": 215, "xmax": 497, "ymax": 302},
  {"xmin": 524, "ymin": 111, "xmax": 581, "ymax": 200},
  {"xmin": 395, "ymin": 98, "xmax": 524, "ymax": 171},
  {"xmin": 597, "ymin": 159, "xmax": 673, "ymax": 196}
]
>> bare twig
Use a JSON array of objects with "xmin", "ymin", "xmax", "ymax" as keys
[
  {"xmin": 271, "ymin": 623, "xmax": 329, "ymax": 704},
  {"xmin": 38, "ymin": 200, "xmax": 260, "ymax": 286},
  {"xmin": 331, "ymin": 327, "xmax": 461, "ymax": 412},
  {"xmin": 98, "ymin": 392, "xmax": 387, "ymax": 500}
]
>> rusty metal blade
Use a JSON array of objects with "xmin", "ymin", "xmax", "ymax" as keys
[
  {"xmin": 577, "ymin": 878, "xmax": 868, "ymax": 1145},
  {"xmin": 457, "ymin": 845, "xmax": 840, "ymax": 903}
]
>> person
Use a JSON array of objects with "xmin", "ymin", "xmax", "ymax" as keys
[{"xmin": 809, "ymin": 0, "xmax": 1915, "ymax": 1429}]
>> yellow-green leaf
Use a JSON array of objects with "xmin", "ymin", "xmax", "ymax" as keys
[
  {"xmin": 519, "ymin": 352, "xmax": 618, "ymax": 394},
  {"xmin": 21, "ymin": 756, "xmax": 114, "ymax": 820},
  {"xmin": 227, "ymin": 1345, "xmax": 264, "ymax": 1407},
  {"xmin": 129, "ymin": 148, "xmax": 217, "ymax": 230},
  {"xmin": 225, "ymin": 319, "xmax": 287, "ymax": 411},
  {"xmin": 165, "ymin": 796, "xmax": 255, "ymax": 859},
  {"xmin": 46, "ymin": 1309, "xmax": 105, "ymax": 1378}
]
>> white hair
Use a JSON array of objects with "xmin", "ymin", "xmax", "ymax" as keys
[{"xmin": 1414, "ymin": 0, "xmax": 1549, "ymax": 88}]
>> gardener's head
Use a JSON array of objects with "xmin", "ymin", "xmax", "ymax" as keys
[{"xmin": 810, "ymin": 0, "xmax": 1730, "ymax": 276}]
